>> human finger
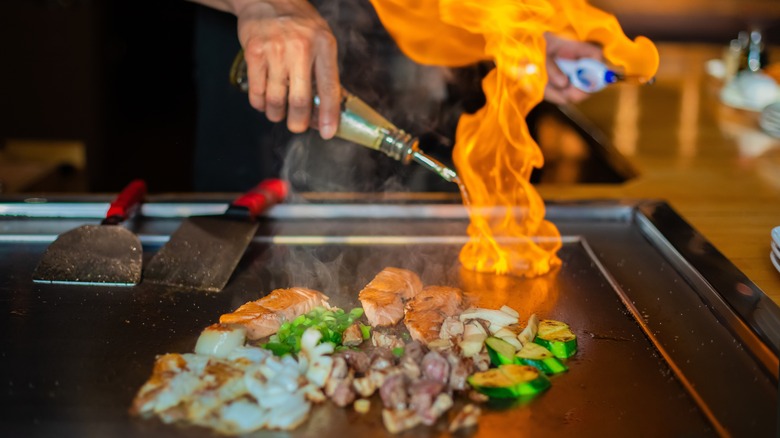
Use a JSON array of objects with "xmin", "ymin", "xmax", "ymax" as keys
[
  {"xmin": 313, "ymin": 32, "xmax": 340, "ymax": 139},
  {"xmin": 286, "ymin": 39, "xmax": 314, "ymax": 133},
  {"xmin": 244, "ymin": 43, "xmax": 269, "ymax": 112},
  {"xmin": 264, "ymin": 41, "xmax": 289, "ymax": 123}
]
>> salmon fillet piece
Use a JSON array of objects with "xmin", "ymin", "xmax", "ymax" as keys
[
  {"xmin": 405, "ymin": 286, "xmax": 463, "ymax": 315},
  {"xmin": 220, "ymin": 287, "xmax": 329, "ymax": 340},
  {"xmin": 359, "ymin": 267, "xmax": 422, "ymax": 326},
  {"xmin": 363, "ymin": 267, "xmax": 423, "ymax": 300},
  {"xmin": 359, "ymin": 287, "xmax": 404, "ymax": 327},
  {"xmin": 404, "ymin": 286, "xmax": 464, "ymax": 344}
]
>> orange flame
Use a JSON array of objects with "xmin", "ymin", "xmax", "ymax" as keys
[{"xmin": 371, "ymin": 0, "xmax": 659, "ymax": 276}]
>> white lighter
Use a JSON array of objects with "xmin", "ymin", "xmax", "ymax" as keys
[{"xmin": 554, "ymin": 58, "xmax": 619, "ymax": 93}]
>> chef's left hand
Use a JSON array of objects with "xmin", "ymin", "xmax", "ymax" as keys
[{"xmin": 543, "ymin": 32, "xmax": 603, "ymax": 105}]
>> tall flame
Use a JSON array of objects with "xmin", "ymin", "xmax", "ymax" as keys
[{"xmin": 371, "ymin": 0, "xmax": 659, "ymax": 276}]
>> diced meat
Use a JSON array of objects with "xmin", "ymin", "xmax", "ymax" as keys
[
  {"xmin": 420, "ymin": 351, "xmax": 450, "ymax": 385},
  {"xmin": 408, "ymin": 379, "xmax": 445, "ymax": 423},
  {"xmin": 325, "ymin": 357, "xmax": 355, "ymax": 407},
  {"xmin": 353, "ymin": 375, "xmax": 377, "ymax": 398},
  {"xmin": 372, "ymin": 331, "xmax": 404, "ymax": 350},
  {"xmin": 359, "ymin": 268, "xmax": 422, "ymax": 327},
  {"xmin": 341, "ymin": 323, "xmax": 363, "ymax": 347},
  {"xmin": 219, "ymin": 287, "xmax": 329, "ymax": 340},
  {"xmin": 399, "ymin": 356, "xmax": 421, "ymax": 380},
  {"xmin": 448, "ymin": 404, "xmax": 481, "ymax": 433},
  {"xmin": 382, "ymin": 408, "xmax": 421, "ymax": 434},
  {"xmin": 444, "ymin": 350, "xmax": 470, "ymax": 391},
  {"xmin": 423, "ymin": 393, "xmax": 454, "ymax": 426},
  {"xmin": 370, "ymin": 348, "xmax": 395, "ymax": 371},
  {"xmin": 404, "ymin": 286, "xmax": 464, "ymax": 344},
  {"xmin": 379, "ymin": 374, "xmax": 408, "ymax": 410},
  {"xmin": 329, "ymin": 379, "xmax": 356, "ymax": 407},
  {"xmin": 335, "ymin": 350, "xmax": 370, "ymax": 375},
  {"xmin": 402, "ymin": 341, "xmax": 426, "ymax": 364}
]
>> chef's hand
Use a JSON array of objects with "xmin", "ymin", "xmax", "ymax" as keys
[
  {"xmin": 543, "ymin": 32, "xmax": 603, "ymax": 105},
  {"xmin": 192, "ymin": 0, "xmax": 341, "ymax": 139}
]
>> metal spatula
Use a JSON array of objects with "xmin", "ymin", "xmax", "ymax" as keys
[
  {"xmin": 142, "ymin": 179, "xmax": 287, "ymax": 292},
  {"xmin": 33, "ymin": 179, "xmax": 147, "ymax": 286}
]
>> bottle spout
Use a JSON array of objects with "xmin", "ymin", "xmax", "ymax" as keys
[{"xmin": 410, "ymin": 149, "xmax": 460, "ymax": 183}]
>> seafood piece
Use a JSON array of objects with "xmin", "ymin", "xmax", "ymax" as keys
[
  {"xmin": 406, "ymin": 286, "xmax": 463, "ymax": 315},
  {"xmin": 404, "ymin": 286, "xmax": 464, "ymax": 344},
  {"xmin": 220, "ymin": 288, "xmax": 329, "ymax": 340},
  {"xmin": 359, "ymin": 287, "xmax": 404, "ymax": 327},
  {"xmin": 364, "ymin": 267, "xmax": 423, "ymax": 300},
  {"xmin": 359, "ymin": 267, "xmax": 422, "ymax": 326},
  {"xmin": 194, "ymin": 324, "xmax": 247, "ymax": 358}
]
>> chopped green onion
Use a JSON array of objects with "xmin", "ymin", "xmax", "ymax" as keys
[
  {"xmin": 359, "ymin": 323, "xmax": 372, "ymax": 340},
  {"xmin": 263, "ymin": 306, "xmax": 366, "ymax": 356},
  {"xmin": 392, "ymin": 347, "xmax": 405, "ymax": 357}
]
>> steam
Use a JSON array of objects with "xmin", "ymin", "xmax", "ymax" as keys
[{"xmin": 279, "ymin": 0, "xmax": 459, "ymax": 197}]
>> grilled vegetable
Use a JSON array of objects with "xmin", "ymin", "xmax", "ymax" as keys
[
  {"xmin": 515, "ymin": 342, "xmax": 568, "ymax": 375},
  {"xmin": 467, "ymin": 364, "xmax": 550, "ymax": 399},
  {"xmin": 263, "ymin": 307, "xmax": 365, "ymax": 355},
  {"xmin": 485, "ymin": 337, "xmax": 516, "ymax": 366},
  {"xmin": 534, "ymin": 320, "xmax": 577, "ymax": 359},
  {"xmin": 459, "ymin": 320, "xmax": 488, "ymax": 357}
]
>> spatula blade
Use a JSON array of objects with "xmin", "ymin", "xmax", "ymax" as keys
[
  {"xmin": 33, "ymin": 225, "xmax": 143, "ymax": 286},
  {"xmin": 142, "ymin": 216, "xmax": 259, "ymax": 292}
]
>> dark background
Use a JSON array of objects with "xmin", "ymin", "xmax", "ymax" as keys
[{"xmin": 0, "ymin": 0, "xmax": 778, "ymax": 193}]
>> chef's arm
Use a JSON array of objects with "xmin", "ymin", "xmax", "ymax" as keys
[{"xmin": 189, "ymin": 0, "xmax": 341, "ymax": 139}]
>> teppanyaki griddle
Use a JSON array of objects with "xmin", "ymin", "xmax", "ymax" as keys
[{"xmin": 0, "ymin": 198, "xmax": 777, "ymax": 437}]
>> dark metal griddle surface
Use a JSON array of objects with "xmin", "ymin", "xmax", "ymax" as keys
[{"xmin": 0, "ymin": 199, "xmax": 777, "ymax": 437}]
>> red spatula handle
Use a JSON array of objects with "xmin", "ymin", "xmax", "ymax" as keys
[
  {"xmin": 230, "ymin": 178, "xmax": 288, "ymax": 219},
  {"xmin": 104, "ymin": 179, "xmax": 147, "ymax": 223}
]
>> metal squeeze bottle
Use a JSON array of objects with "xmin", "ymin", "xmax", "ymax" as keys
[{"xmin": 230, "ymin": 51, "xmax": 460, "ymax": 184}]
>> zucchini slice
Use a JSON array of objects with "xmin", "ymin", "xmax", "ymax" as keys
[
  {"xmin": 534, "ymin": 319, "xmax": 577, "ymax": 359},
  {"xmin": 485, "ymin": 336, "xmax": 517, "ymax": 366},
  {"xmin": 515, "ymin": 342, "xmax": 568, "ymax": 375},
  {"xmin": 468, "ymin": 364, "xmax": 550, "ymax": 399}
]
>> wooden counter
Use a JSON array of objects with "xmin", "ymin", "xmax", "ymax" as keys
[{"xmin": 537, "ymin": 43, "xmax": 780, "ymax": 304}]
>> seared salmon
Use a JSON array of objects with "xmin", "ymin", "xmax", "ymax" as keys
[
  {"xmin": 404, "ymin": 286, "xmax": 464, "ymax": 344},
  {"xmin": 220, "ymin": 287, "xmax": 329, "ymax": 340},
  {"xmin": 364, "ymin": 267, "xmax": 423, "ymax": 300},
  {"xmin": 359, "ymin": 267, "xmax": 422, "ymax": 326}
]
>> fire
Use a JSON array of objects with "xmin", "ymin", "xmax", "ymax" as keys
[{"xmin": 370, "ymin": 0, "xmax": 659, "ymax": 276}]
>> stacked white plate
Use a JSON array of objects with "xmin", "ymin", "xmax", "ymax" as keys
[
  {"xmin": 760, "ymin": 102, "xmax": 780, "ymax": 138},
  {"xmin": 772, "ymin": 226, "xmax": 780, "ymax": 273}
]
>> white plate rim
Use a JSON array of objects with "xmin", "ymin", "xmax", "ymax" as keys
[{"xmin": 771, "ymin": 250, "xmax": 780, "ymax": 274}]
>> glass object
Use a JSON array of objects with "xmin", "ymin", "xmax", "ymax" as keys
[{"xmin": 229, "ymin": 50, "xmax": 460, "ymax": 184}]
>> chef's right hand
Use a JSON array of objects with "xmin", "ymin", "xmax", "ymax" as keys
[{"xmin": 232, "ymin": 0, "xmax": 341, "ymax": 139}]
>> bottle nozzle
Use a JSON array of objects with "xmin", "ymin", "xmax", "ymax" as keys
[{"xmin": 409, "ymin": 147, "xmax": 460, "ymax": 183}]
